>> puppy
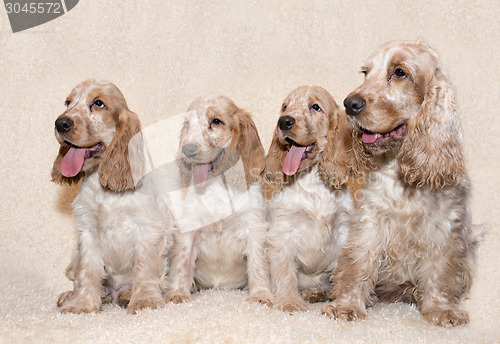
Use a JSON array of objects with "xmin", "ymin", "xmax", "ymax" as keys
[
  {"xmin": 319, "ymin": 40, "xmax": 485, "ymax": 327},
  {"xmin": 264, "ymin": 86, "xmax": 353, "ymax": 312},
  {"xmin": 165, "ymin": 96, "xmax": 273, "ymax": 306},
  {"xmin": 52, "ymin": 79, "xmax": 170, "ymax": 314}
]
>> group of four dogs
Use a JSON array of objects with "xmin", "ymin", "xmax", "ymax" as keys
[{"xmin": 51, "ymin": 40, "xmax": 484, "ymax": 328}]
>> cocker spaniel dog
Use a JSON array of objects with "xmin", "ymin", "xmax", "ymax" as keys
[
  {"xmin": 52, "ymin": 79, "xmax": 170, "ymax": 314},
  {"xmin": 165, "ymin": 96, "xmax": 273, "ymax": 306},
  {"xmin": 264, "ymin": 86, "xmax": 354, "ymax": 312},
  {"xmin": 319, "ymin": 40, "xmax": 485, "ymax": 327}
]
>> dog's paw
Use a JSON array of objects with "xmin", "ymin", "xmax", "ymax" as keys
[
  {"xmin": 302, "ymin": 287, "xmax": 328, "ymax": 303},
  {"xmin": 321, "ymin": 302, "xmax": 366, "ymax": 321},
  {"xmin": 127, "ymin": 296, "xmax": 165, "ymax": 314},
  {"xmin": 101, "ymin": 294, "xmax": 113, "ymax": 304},
  {"xmin": 247, "ymin": 291, "xmax": 274, "ymax": 308},
  {"xmin": 117, "ymin": 289, "xmax": 131, "ymax": 308},
  {"xmin": 275, "ymin": 297, "xmax": 308, "ymax": 313},
  {"xmin": 58, "ymin": 298, "xmax": 100, "ymax": 314},
  {"xmin": 166, "ymin": 292, "xmax": 191, "ymax": 304},
  {"xmin": 422, "ymin": 308, "xmax": 469, "ymax": 328},
  {"xmin": 57, "ymin": 290, "xmax": 75, "ymax": 308}
]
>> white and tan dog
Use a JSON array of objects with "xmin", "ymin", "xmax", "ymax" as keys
[
  {"xmin": 52, "ymin": 80, "xmax": 171, "ymax": 314},
  {"xmin": 166, "ymin": 96, "xmax": 273, "ymax": 306},
  {"xmin": 264, "ymin": 86, "xmax": 354, "ymax": 312},
  {"xmin": 320, "ymin": 40, "xmax": 485, "ymax": 327}
]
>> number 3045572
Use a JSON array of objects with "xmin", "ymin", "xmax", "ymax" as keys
[{"xmin": 5, "ymin": 2, "xmax": 62, "ymax": 14}]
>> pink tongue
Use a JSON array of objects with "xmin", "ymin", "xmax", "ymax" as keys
[
  {"xmin": 60, "ymin": 147, "xmax": 86, "ymax": 177},
  {"xmin": 283, "ymin": 145, "xmax": 307, "ymax": 176},
  {"xmin": 193, "ymin": 163, "xmax": 210, "ymax": 187},
  {"xmin": 362, "ymin": 132, "xmax": 380, "ymax": 144}
]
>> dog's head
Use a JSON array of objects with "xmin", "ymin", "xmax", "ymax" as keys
[
  {"xmin": 341, "ymin": 40, "xmax": 464, "ymax": 189},
  {"xmin": 263, "ymin": 86, "xmax": 340, "ymax": 198},
  {"xmin": 51, "ymin": 79, "xmax": 142, "ymax": 191},
  {"xmin": 177, "ymin": 95, "xmax": 265, "ymax": 187}
]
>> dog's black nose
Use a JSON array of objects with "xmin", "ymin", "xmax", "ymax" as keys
[
  {"xmin": 278, "ymin": 116, "xmax": 295, "ymax": 131},
  {"xmin": 344, "ymin": 96, "xmax": 366, "ymax": 117},
  {"xmin": 55, "ymin": 117, "xmax": 74, "ymax": 133},
  {"xmin": 182, "ymin": 144, "xmax": 198, "ymax": 158}
]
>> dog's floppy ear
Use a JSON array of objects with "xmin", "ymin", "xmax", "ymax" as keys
[
  {"xmin": 98, "ymin": 108, "xmax": 142, "ymax": 192},
  {"xmin": 51, "ymin": 145, "xmax": 84, "ymax": 185},
  {"xmin": 318, "ymin": 110, "xmax": 372, "ymax": 189},
  {"xmin": 175, "ymin": 120, "xmax": 194, "ymax": 188},
  {"xmin": 175, "ymin": 154, "xmax": 193, "ymax": 189},
  {"xmin": 262, "ymin": 133, "xmax": 288, "ymax": 200},
  {"xmin": 397, "ymin": 66, "xmax": 464, "ymax": 189},
  {"xmin": 233, "ymin": 110, "xmax": 266, "ymax": 185}
]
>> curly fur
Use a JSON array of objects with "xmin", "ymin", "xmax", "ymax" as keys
[
  {"xmin": 166, "ymin": 96, "xmax": 272, "ymax": 306},
  {"xmin": 319, "ymin": 40, "xmax": 485, "ymax": 327},
  {"xmin": 265, "ymin": 86, "xmax": 354, "ymax": 312},
  {"xmin": 52, "ymin": 79, "xmax": 171, "ymax": 314}
]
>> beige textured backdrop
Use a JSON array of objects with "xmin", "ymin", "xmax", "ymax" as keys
[{"xmin": 1, "ymin": 1, "xmax": 499, "ymax": 343}]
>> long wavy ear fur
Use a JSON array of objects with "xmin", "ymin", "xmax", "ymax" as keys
[
  {"xmin": 98, "ymin": 109, "xmax": 142, "ymax": 192},
  {"xmin": 175, "ymin": 121, "xmax": 193, "ymax": 188},
  {"xmin": 318, "ymin": 110, "xmax": 372, "ymax": 189},
  {"xmin": 397, "ymin": 68, "xmax": 464, "ymax": 190},
  {"xmin": 262, "ymin": 134, "xmax": 288, "ymax": 200},
  {"xmin": 233, "ymin": 110, "xmax": 266, "ymax": 185},
  {"xmin": 175, "ymin": 154, "xmax": 193, "ymax": 188},
  {"xmin": 51, "ymin": 145, "xmax": 84, "ymax": 185}
]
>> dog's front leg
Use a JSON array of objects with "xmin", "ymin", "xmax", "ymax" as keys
[
  {"xmin": 418, "ymin": 225, "xmax": 473, "ymax": 327},
  {"xmin": 127, "ymin": 228, "xmax": 167, "ymax": 314},
  {"xmin": 322, "ymin": 218, "xmax": 381, "ymax": 321},
  {"xmin": 165, "ymin": 231, "xmax": 198, "ymax": 304},
  {"xmin": 58, "ymin": 218, "xmax": 104, "ymax": 314},
  {"xmin": 244, "ymin": 204, "xmax": 274, "ymax": 307}
]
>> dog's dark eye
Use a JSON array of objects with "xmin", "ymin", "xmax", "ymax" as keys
[
  {"xmin": 282, "ymin": 104, "xmax": 287, "ymax": 112},
  {"xmin": 311, "ymin": 104, "xmax": 322, "ymax": 112},
  {"xmin": 64, "ymin": 99, "xmax": 70, "ymax": 107},
  {"xmin": 211, "ymin": 118, "xmax": 222, "ymax": 126},
  {"xmin": 394, "ymin": 68, "xmax": 406, "ymax": 78},
  {"xmin": 93, "ymin": 100, "xmax": 105, "ymax": 108}
]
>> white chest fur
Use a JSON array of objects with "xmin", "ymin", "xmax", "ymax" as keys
[{"xmin": 268, "ymin": 167, "xmax": 353, "ymax": 288}]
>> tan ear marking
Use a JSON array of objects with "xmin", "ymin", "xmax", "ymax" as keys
[
  {"xmin": 235, "ymin": 110, "xmax": 266, "ymax": 185},
  {"xmin": 98, "ymin": 109, "xmax": 143, "ymax": 192},
  {"xmin": 318, "ymin": 110, "xmax": 372, "ymax": 190},
  {"xmin": 397, "ymin": 74, "xmax": 464, "ymax": 190}
]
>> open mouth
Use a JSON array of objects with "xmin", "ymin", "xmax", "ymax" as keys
[
  {"xmin": 60, "ymin": 142, "xmax": 104, "ymax": 177},
  {"xmin": 191, "ymin": 150, "xmax": 225, "ymax": 187},
  {"xmin": 283, "ymin": 137, "xmax": 316, "ymax": 176},
  {"xmin": 359, "ymin": 124, "xmax": 407, "ymax": 145}
]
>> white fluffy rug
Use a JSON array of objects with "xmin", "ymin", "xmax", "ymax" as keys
[{"xmin": 1, "ymin": 1, "xmax": 499, "ymax": 343}]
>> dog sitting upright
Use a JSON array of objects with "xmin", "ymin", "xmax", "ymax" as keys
[
  {"xmin": 264, "ymin": 86, "xmax": 354, "ymax": 312},
  {"xmin": 165, "ymin": 96, "xmax": 273, "ymax": 306},
  {"xmin": 319, "ymin": 40, "xmax": 485, "ymax": 327},
  {"xmin": 52, "ymin": 80, "xmax": 170, "ymax": 314}
]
